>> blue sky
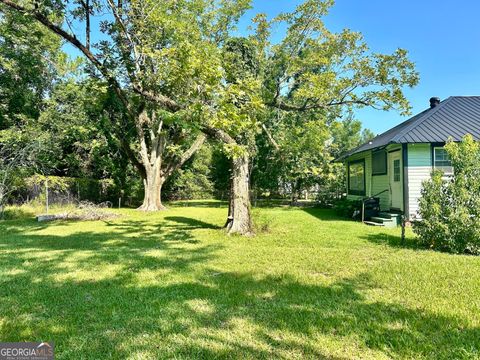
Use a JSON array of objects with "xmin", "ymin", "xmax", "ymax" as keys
[{"xmin": 241, "ymin": 0, "xmax": 480, "ymax": 134}]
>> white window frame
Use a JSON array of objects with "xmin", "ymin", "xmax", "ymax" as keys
[{"xmin": 433, "ymin": 147, "xmax": 453, "ymax": 175}]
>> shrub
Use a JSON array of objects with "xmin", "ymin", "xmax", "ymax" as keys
[
  {"xmin": 333, "ymin": 197, "xmax": 362, "ymax": 219},
  {"xmin": 413, "ymin": 135, "xmax": 480, "ymax": 255}
]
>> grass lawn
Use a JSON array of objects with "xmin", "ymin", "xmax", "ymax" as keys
[{"xmin": 0, "ymin": 202, "xmax": 479, "ymax": 359}]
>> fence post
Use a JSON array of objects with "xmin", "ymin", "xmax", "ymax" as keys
[{"xmin": 401, "ymin": 215, "xmax": 406, "ymax": 245}]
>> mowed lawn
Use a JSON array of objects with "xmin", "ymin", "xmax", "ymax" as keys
[{"xmin": 0, "ymin": 202, "xmax": 479, "ymax": 359}]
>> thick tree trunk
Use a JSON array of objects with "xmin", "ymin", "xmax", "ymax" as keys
[
  {"xmin": 138, "ymin": 167, "xmax": 166, "ymax": 211},
  {"xmin": 227, "ymin": 154, "xmax": 253, "ymax": 235},
  {"xmin": 136, "ymin": 129, "xmax": 206, "ymax": 212}
]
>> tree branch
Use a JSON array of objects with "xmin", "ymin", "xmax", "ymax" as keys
[
  {"xmin": 0, "ymin": 0, "xmax": 136, "ymax": 116},
  {"xmin": 261, "ymin": 124, "xmax": 280, "ymax": 151},
  {"xmin": 79, "ymin": 0, "xmax": 91, "ymax": 50},
  {"xmin": 201, "ymin": 126, "xmax": 236, "ymax": 145},
  {"xmin": 267, "ymin": 98, "xmax": 373, "ymax": 112},
  {"xmin": 132, "ymin": 85, "xmax": 182, "ymax": 113},
  {"xmin": 163, "ymin": 133, "xmax": 206, "ymax": 177},
  {"xmin": 106, "ymin": 0, "xmax": 141, "ymax": 76}
]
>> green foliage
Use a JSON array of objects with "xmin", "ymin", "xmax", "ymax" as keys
[
  {"xmin": 0, "ymin": 7, "xmax": 63, "ymax": 128},
  {"xmin": 210, "ymin": 146, "xmax": 232, "ymax": 199},
  {"xmin": 247, "ymin": 0, "xmax": 417, "ymax": 203},
  {"xmin": 163, "ymin": 145, "xmax": 215, "ymax": 200},
  {"xmin": 36, "ymin": 78, "xmax": 129, "ymax": 179},
  {"xmin": 332, "ymin": 197, "xmax": 362, "ymax": 219},
  {"xmin": 252, "ymin": 112, "xmax": 373, "ymax": 200},
  {"xmin": 414, "ymin": 135, "xmax": 480, "ymax": 255},
  {"xmin": 0, "ymin": 0, "xmax": 419, "ymax": 216}
]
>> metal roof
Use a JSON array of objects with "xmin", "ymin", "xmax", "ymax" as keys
[{"xmin": 337, "ymin": 96, "xmax": 480, "ymax": 160}]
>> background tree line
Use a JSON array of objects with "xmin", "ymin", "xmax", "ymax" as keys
[{"xmin": 0, "ymin": 0, "xmax": 418, "ymax": 234}]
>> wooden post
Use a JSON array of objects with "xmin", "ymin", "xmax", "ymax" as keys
[
  {"xmin": 401, "ymin": 215, "xmax": 406, "ymax": 245},
  {"xmin": 118, "ymin": 197, "xmax": 121, "ymax": 209}
]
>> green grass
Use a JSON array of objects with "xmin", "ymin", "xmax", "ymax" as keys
[{"xmin": 0, "ymin": 202, "xmax": 479, "ymax": 359}]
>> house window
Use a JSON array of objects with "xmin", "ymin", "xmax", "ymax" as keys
[
  {"xmin": 393, "ymin": 159, "xmax": 401, "ymax": 182},
  {"xmin": 434, "ymin": 147, "xmax": 453, "ymax": 174},
  {"xmin": 348, "ymin": 159, "xmax": 365, "ymax": 196},
  {"xmin": 372, "ymin": 150, "xmax": 387, "ymax": 175}
]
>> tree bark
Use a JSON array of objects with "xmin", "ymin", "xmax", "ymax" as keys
[
  {"xmin": 201, "ymin": 126, "xmax": 254, "ymax": 235},
  {"xmin": 224, "ymin": 174, "xmax": 234, "ymax": 228},
  {"xmin": 227, "ymin": 153, "xmax": 253, "ymax": 235},
  {"xmin": 138, "ymin": 170, "xmax": 166, "ymax": 211},
  {"xmin": 136, "ymin": 129, "xmax": 206, "ymax": 212}
]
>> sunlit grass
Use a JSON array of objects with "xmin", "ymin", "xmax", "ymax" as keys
[{"xmin": 0, "ymin": 202, "xmax": 479, "ymax": 359}]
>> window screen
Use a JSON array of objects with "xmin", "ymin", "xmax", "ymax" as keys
[
  {"xmin": 348, "ymin": 160, "xmax": 365, "ymax": 195},
  {"xmin": 372, "ymin": 150, "xmax": 387, "ymax": 175}
]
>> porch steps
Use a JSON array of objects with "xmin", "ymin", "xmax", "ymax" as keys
[
  {"xmin": 370, "ymin": 216, "xmax": 396, "ymax": 227},
  {"xmin": 362, "ymin": 204, "xmax": 402, "ymax": 227},
  {"xmin": 378, "ymin": 212, "xmax": 402, "ymax": 226},
  {"xmin": 363, "ymin": 221, "xmax": 386, "ymax": 227}
]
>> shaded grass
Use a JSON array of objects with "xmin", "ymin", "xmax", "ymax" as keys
[{"xmin": 0, "ymin": 202, "xmax": 479, "ymax": 359}]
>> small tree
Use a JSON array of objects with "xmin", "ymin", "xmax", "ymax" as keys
[
  {"xmin": 0, "ymin": 137, "xmax": 43, "ymax": 217},
  {"xmin": 414, "ymin": 135, "xmax": 480, "ymax": 255}
]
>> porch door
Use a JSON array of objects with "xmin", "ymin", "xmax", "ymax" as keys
[{"xmin": 389, "ymin": 151, "xmax": 403, "ymax": 210}]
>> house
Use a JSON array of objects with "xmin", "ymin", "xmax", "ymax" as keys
[{"xmin": 337, "ymin": 96, "xmax": 480, "ymax": 225}]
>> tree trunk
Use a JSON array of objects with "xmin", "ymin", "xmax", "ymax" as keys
[
  {"xmin": 138, "ymin": 169, "xmax": 166, "ymax": 211},
  {"xmin": 227, "ymin": 154, "xmax": 253, "ymax": 235},
  {"xmin": 224, "ymin": 175, "xmax": 234, "ymax": 228},
  {"xmin": 291, "ymin": 181, "xmax": 298, "ymax": 205},
  {"xmin": 136, "ymin": 132, "xmax": 206, "ymax": 212}
]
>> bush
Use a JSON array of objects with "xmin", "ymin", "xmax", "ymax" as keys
[
  {"xmin": 333, "ymin": 197, "xmax": 362, "ymax": 219},
  {"xmin": 413, "ymin": 135, "xmax": 480, "ymax": 255}
]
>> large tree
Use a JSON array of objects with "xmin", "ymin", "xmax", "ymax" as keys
[
  {"xmin": 0, "ymin": 0, "xmax": 253, "ymax": 210},
  {"xmin": 201, "ymin": 0, "xmax": 419, "ymax": 234}
]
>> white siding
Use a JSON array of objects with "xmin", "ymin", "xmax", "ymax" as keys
[
  {"xmin": 371, "ymin": 175, "xmax": 389, "ymax": 210},
  {"xmin": 407, "ymin": 144, "xmax": 432, "ymax": 219}
]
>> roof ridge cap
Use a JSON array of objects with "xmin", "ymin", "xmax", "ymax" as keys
[{"xmin": 390, "ymin": 97, "xmax": 453, "ymax": 142}]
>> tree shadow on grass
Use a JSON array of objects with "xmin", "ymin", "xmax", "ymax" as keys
[
  {"xmin": 302, "ymin": 207, "xmax": 359, "ymax": 222},
  {"xmin": 0, "ymin": 219, "xmax": 478, "ymax": 359},
  {"xmin": 360, "ymin": 232, "xmax": 424, "ymax": 251},
  {"xmin": 164, "ymin": 216, "xmax": 223, "ymax": 230},
  {"xmin": 169, "ymin": 200, "xmax": 228, "ymax": 208}
]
